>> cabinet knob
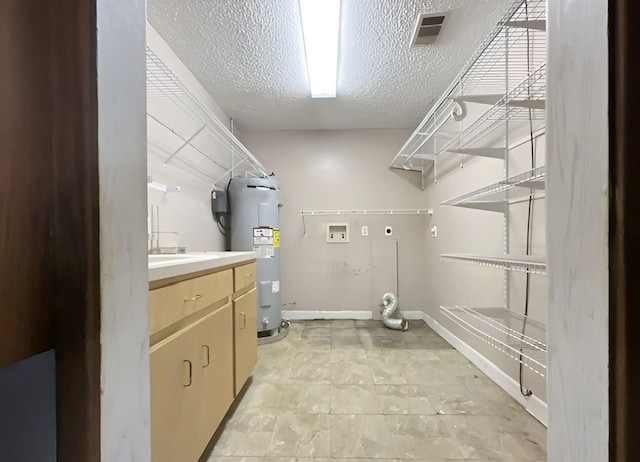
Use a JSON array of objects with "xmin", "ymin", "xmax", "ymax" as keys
[
  {"xmin": 240, "ymin": 312, "xmax": 246, "ymax": 329},
  {"xmin": 185, "ymin": 294, "xmax": 202, "ymax": 302}
]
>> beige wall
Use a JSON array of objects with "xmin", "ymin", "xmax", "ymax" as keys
[{"xmin": 239, "ymin": 129, "xmax": 431, "ymax": 314}]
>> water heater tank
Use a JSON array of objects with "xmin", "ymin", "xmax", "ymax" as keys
[{"xmin": 228, "ymin": 176, "xmax": 281, "ymax": 335}]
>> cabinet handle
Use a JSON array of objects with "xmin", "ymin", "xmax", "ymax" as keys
[
  {"xmin": 240, "ymin": 312, "xmax": 246, "ymax": 329},
  {"xmin": 202, "ymin": 345, "xmax": 210, "ymax": 367},
  {"xmin": 185, "ymin": 294, "xmax": 202, "ymax": 302},
  {"xmin": 183, "ymin": 360, "xmax": 192, "ymax": 387}
]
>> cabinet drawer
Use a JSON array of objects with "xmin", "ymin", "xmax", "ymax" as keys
[
  {"xmin": 149, "ymin": 280, "xmax": 191, "ymax": 336},
  {"xmin": 234, "ymin": 262, "xmax": 256, "ymax": 291},
  {"xmin": 149, "ymin": 269, "xmax": 233, "ymax": 335},
  {"xmin": 188, "ymin": 269, "xmax": 233, "ymax": 314}
]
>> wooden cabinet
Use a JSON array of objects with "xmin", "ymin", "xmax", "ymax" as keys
[
  {"xmin": 233, "ymin": 288, "xmax": 258, "ymax": 395},
  {"xmin": 194, "ymin": 304, "xmax": 234, "ymax": 449},
  {"xmin": 150, "ymin": 303, "xmax": 233, "ymax": 462},
  {"xmin": 150, "ymin": 319, "xmax": 200, "ymax": 462},
  {"xmin": 149, "ymin": 259, "xmax": 256, "ymax": 462}
]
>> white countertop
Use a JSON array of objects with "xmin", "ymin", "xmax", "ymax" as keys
[{"xmin": 148, "ymin": 251, "xmax": 257, "ymax": 282}]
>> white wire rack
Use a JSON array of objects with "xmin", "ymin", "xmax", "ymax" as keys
[
  {"xmin": 300, "ymin": 209, "xmax": 432, "ymax": 216},
  {"xmin": 441, "ymin": 166, "xmax": 545, "ymax": 212},
  {"xmin": 436, "ymin": 63, "xmax": 545, "ymax": 157},
  {"xmin": 441, "ymin": 253, "xmax": 546, "ymax": 275},
  {"xmin": 441, "ymin": 306, "xmax": 547, "ymax": 377},
  {"xmin": 146, "ymin": 48, "xmax": 268, "ymax": 186},
  {"xmin": 390, "ymin": 0, "xmax": 546, "ymax": 173}
]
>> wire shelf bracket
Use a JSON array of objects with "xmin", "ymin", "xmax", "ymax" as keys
[
  {"xmin": 506, "ymin": 19, "xmax": 546, "ymax": 31},
  {"xmin": 451, "ymin": 94, "xmax": 504, "ymax": 105}
]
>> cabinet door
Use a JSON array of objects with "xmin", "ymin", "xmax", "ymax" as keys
[
  {"xmin": 193, "ymin": 304, "xmax": 234, "ymax": 453},
  {"xmin": 150, "ymin": 323, "xmax": 202, "ymax": 462},
  {"xmin": 233, "ymin": 288, "xmax": 258, "ymax": 395}
]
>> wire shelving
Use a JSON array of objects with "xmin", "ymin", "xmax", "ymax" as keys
[
  {"xmin": 146, "ymin": 48, "xmax": 268, "ymax": 186},
  {"xmin": 440, "ymin": 306, "xmax": 547, "ymax": 377},
  {"xmin": 390, "ymin": 0, "xmax": 546, "ymax": 174},
  {"xmin": 441, "ymin": 253, "xmax": 546, "ymax": 275},
  {"xmin": 441, "ymin": 166, "xmax": 545, "ymax": 212}
]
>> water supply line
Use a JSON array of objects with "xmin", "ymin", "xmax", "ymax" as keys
[{"xmin": 379, "ymin": 292, "xmax": 409, "ymax": 331}]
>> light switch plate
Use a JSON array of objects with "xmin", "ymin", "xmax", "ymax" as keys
[{"xmin": 361, "ymin": 226, "xmax": 368, "ymax": 236}]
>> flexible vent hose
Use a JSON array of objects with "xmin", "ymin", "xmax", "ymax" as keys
[{"xmin": 380, "ymin": 292, "xmax": 408, "ymax": 331}]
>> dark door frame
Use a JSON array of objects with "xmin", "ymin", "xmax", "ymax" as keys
[
  {"xmin": 2, "ymin": 1, "xmax": 101, "ymax": 460},
  {"xmin": 50, "ymin": 1, "xmax": 101, "ymax": 461},
  {"xmin": 610, "ymin": 0, "xmax": 640, "ymax": 460}
]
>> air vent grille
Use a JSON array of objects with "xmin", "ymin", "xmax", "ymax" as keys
[{"xmin": 412, "ymin": 13, "xmax": 446, "ymax": 46}]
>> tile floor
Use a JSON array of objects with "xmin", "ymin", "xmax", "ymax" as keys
[{"xmin": 208, "ymin": 320, "xmax": 546, "ymax": 461}]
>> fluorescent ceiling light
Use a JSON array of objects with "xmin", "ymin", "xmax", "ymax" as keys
[{"xmin": 299, "ymin": 0, "xmax": 341, "ymax": 98}]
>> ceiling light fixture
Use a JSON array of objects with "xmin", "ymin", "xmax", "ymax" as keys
[{"xmin": 299, "ymin": 0, "xmax": 341, "ymax": 98}]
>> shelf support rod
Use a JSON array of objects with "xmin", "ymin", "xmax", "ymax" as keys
[
  {"xmin": 164, "ymin": 124, "xmax": 207, "ymax": 165},
  {"xmin": 213, "ymin": 158, "xmax": 246, "ymax": 187}
]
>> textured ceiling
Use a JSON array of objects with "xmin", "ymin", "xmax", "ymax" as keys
[{"xmin": 147, "ymin": 0, "xmax": 513, "ymax": 131}]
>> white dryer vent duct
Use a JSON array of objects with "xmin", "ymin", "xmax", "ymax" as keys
[
  {"xmin": 379, "ymin": 292, "xmax": 408, "ymax": 331},
  {"xmin": 451, "ymin": 100, "xmax": 467, "ymax": 121}
]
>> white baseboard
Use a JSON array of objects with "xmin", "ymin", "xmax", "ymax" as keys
[
  {"xmin": 282, "ymin": 310, "xmax": 373, "ymax": 320},
  {"xmin": 281, "ymin": 310, "xmax": 423, "ymax": 321},
  {"xmin": 422, "ymin": 312, "xmax": 548, "ymax": 427},
  {"xmin": 402, "ymin": 310, "xmax": 424, "ymax": 320}
]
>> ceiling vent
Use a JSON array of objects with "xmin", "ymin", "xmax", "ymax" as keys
[{"xmin": 411, "ymin": 13, "xmax": 447, "ymax": 46}]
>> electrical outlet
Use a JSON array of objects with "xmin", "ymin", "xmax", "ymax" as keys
[
  {"xmin": 361, "ymin": 226, "xmax": 368, "ymax": 236},
  {"xmin": 385, "ymin": 226, "xmax": 392, "ymax": 236}
]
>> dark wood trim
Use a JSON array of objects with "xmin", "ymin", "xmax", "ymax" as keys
[
  {"xmin": 50, "ymin": 1, "xmax": 101, "ymax": 461},
  {"xmin": 610, "ymin": 0, "xmax": 640, "ymax": 460},
  {"xmin": 0, "ymin": 1, "xmax": 55, "ymax": 368},
  {"xmin": 1, "ymin": 1, "xmax": 101, "ymax": 459}
]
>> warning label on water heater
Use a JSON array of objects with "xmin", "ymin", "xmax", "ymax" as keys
[
  {"xmin": 253, "ymin": 227, "xmax": 273, "ymax": 244},
  {"xmin": 253, "ymin": 227, "xmax": 275, "ymax": 258},
  {"xmin": 273, "ymin": 229, "xmax": 280, "ymax": 248}
]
